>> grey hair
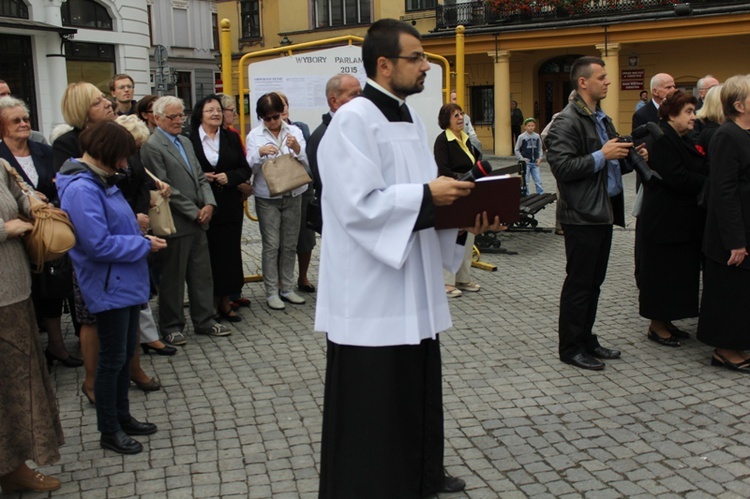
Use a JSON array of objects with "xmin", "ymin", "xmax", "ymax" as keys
[
  {"xmin": 115, "ymin": 114, "xmax": 150, "ymax": 147},
  {"xmin": 153, "ymin": 95, "xmax": 184, "ymax": 116},
  {"xmin": 697, "ymin": 74, "xmax": 716, "ymax": 91},
  {"xmin": 0, "ymin": 96, "xmax": 29, "ymax": 116}
]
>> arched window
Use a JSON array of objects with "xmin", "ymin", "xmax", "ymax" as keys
[
  {"xmin": 0, "ymin": 0, "xmax": 29, "ymax": 19},
  {"xmin": 62, "ymin": 0, "xmax": 113, "ymax": 30}
]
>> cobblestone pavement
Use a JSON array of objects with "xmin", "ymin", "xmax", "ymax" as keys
[{"xmin": 19, "ymin": 160, "xmax": 750, "ymax": 498}]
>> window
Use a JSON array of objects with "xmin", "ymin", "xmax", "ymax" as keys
[
  {"xmin": 175, "ymin": 71, "xmax": 193, "ymax": 115},
  {"xmin": 61, "ymin": 0, "xmax": 113, "ymax": 30},
  {"xmin": 65, "ymin": 42, "xmax": 116, "ymax": 94},
  {"xmin": 314, "ymin": 0, "xmax": 370, "ymax": 29},
  {"xmin": 148, "ymin": 5, "xmax": 154, "ymax": 45},
  {"xmin": 471, "ymin": 86, "xmax": 494, "ymax": 126},
  {"xmin": 0, "ymin": 0, "xmax": 29, "ymax": 19},
  {"xmin": 406, "ymin": 0, "xmax": 436, "ymax": 12},
  {"xmin": 173, "ymin": 8, "xmax": 189, "ymax": 47},
  {"xmin": 212, "ymin": 13, "xmax": 219, "ymax": 51},
  {"xmin": 240, "ymin": 0, "xmax": 261, "ymax": 39}
]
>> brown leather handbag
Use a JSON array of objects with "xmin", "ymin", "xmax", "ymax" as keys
[{"xmin": 3, "ymin": 159, "xmax": 76, "ymax": 272}]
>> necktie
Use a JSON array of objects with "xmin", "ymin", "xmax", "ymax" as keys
[
  {"xmin": 173, "ymin": 136, "xmax": 192, "ymax": 172},
  {"xmin": 399, "ymin": 104, "xmax": 412, "ymax": 123}
]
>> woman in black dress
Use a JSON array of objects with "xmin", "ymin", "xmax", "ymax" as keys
[
  {"xmin": 189, "ymin": 95, "xmax": 252, "ymax": 322},
  {"xmin": 637, "ymin": 90, "xmax": 708, "ymax": 346},
  {"xmin": 698, "ymin": 75, "xmax": 750, "ymax": 373}
]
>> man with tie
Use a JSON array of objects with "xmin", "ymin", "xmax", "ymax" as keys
[
  {"xmin": 140, "ymin": 96, "xmax": 230, "ymax": 345},
  {"xmin": 315, "ymin": 18, "xmax": 500, "ymax": 498}
]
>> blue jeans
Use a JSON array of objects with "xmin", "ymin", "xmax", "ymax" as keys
[
  {"xmin": 526, "ymin": 161, "xmax": 544, "ymax": 194},
  {"xmin": 95, "ymin": 305, "xmax": 140, "ymax": 434}
]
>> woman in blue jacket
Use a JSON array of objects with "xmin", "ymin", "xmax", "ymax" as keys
[{"xmin": 57, "ymin": 121, "xmax": 167, "ymax": 455}]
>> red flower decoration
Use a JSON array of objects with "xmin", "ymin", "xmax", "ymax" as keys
[{"xmin": 695, "ymin": 144, "xmax": 706, "ymax": 156}]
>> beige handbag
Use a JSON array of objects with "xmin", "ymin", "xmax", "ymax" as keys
[
  {"xmin": 3, "ymin": 160, "xmax": 76, "ymax": 272},
  {"xmin": 144, "ymin": 168, "xmax": 176, "ymax": 236},
  {"xmin": 262, "ymin": 153, "xmax": 312, "ymax": 197}
]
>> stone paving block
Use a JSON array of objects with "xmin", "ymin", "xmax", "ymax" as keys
[{"xmin": 41, "ymin": 163, "xmax": 750, "ymax": 498}]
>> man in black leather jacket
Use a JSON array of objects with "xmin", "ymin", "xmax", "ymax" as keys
[{"xmin": 545, "ymin": 56, "xmax": 635, "ymax": 371}]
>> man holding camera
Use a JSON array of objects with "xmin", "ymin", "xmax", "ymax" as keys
[{"xmin": 545, "ymin": 56, "xmax": 635, "ymax": 371}]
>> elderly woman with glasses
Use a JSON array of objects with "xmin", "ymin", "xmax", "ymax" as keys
[
  {"xmin": 245, "ymin": 92, "xmax": 309, "ymax": 311},
  {"xmin": 189, "ymin": 95, "xmax": 252, "ymax": 322},
  {"xmin": 0, "ymin": 97, "xmax": 81, "ymax": 370},
  {"xmin": 433, "ymin": 102, "xmax": 483, "ymax": 298}
]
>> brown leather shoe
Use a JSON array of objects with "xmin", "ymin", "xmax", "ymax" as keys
[{"xmin": 0, "ymin": 470, "xmax": 61, "ymax": 493}]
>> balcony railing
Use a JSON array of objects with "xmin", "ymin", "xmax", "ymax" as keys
[{"xmin": 435, "ymin": 0, "xmax": 745, "ymax": 30}]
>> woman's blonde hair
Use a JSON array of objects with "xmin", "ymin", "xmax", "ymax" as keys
[
  {"xmin": 721, "ymin": 74, "xmax": 750, "ymax": 120},
  {"xmin": 696, "ymin": 85, "xmax": 724, "ymax": 124},
  {"xmin": 115, "ymin": 114, "xmax": 150, "ymax": 148},
  {"xmin": 61, "ymin": 82, "xmax": 105, "ymax": 129}
]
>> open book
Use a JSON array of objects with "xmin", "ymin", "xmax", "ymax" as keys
[{"xmin": 434, "ymin": 175, "xmax": 521, "ymax": 229}]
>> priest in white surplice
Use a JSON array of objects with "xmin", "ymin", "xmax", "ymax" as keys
[{"xmin": 315, "ymin": 19, "xmax": 501, "ymax": 499}]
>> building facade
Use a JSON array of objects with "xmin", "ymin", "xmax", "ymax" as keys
[
  {"xmin": 0, "ymin": 0, "xmax": 224, "ymax": 138},
  {"xmin": 216, "ymin": 0, "xmax": 750, "ymax": 154}
]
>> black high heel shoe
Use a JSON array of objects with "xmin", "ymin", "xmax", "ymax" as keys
[
  {"xmin": 81, "ymin": 384, "xmax": 95, "ymax": 405},
  {"xmin": 45, "ymin": 349, "xmax": 83, "ymax": 368},
  {"xmin": 141, "ymin": 343, "xmax": 177, "ymax": 356},
  {"xmin": 218, "ymin": 308, "xmax": 242, "ymax": 323},
  {"xmin": 647, "ymin": 329, "xmax": 680, "ymax": 347},
  {"xmin": 711, "ymin": 351, "xmax": 750, "ymax": 374}
]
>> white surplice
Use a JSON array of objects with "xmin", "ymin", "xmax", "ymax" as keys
[{"xmin": 314, "ymin": 97, "xmax": 465, "ymax": 347}]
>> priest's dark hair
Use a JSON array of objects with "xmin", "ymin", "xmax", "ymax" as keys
[
  {"xmin": 79, "ymin": 120, "xmax": 136, "ymax": 170},
  {"xmin": 362, "ymin": 18, "xmax": 421, "ymax": 79},
  {"xmin": 570, "ymin": 56, "xmax": 605, "ymax": 89},
  {"xmin": 256, "ymin": 92, "xmax": 285, "ymax": 121}
]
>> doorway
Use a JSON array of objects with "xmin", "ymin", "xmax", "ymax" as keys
[
  {"xmin": 538, "ymin": 55, "xmax": 583, "ymax": 130},
  {"xmin": 0, "ymin": 34, "xmax": 38, "ymax": 129}
]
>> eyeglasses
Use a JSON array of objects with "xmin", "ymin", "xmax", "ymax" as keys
[
  {"xmin": 452, "ymin": 112, "xmax": 464, "ymax": 118},
  {"xmin": 262, "ymin": 114, "xmax": 281, "ymax": 122},
  {"xmin": 165, "ymin": 113, "xmax": 186, "ymax": 121},
  {"xmin": 225, "ymin": 108, "xmax": 237, "ymax": 114},
  {"xmin": 144, "ymin": 110, "xmax": 153, "ymax": 114},
  {"xmin": 116, "ymin": 84, "xmax": 134, "ymax": 91},
  {"xmin": 389, "ymin": 52, "xmax": 428, "ymax": 64},
  {"xmin": 204, "ymin": 108, "xmax": 223, "ymax": 115},
  {"xmin": 10, "ymin": 116, "xmax": 30, "ymax": 124}
]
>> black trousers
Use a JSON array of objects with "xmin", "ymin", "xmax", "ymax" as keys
[
  {"xmin": 559, "ymin": 224, "xmax": 613, "ymax": 359},
  {"xmin": 319, "ymin": 337, "xmax": 444, "ymax": 499}
]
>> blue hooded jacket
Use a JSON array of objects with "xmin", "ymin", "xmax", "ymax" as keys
[{"xmin": 57, "ymin": 159, "xmax": 151, "ymax": 314}]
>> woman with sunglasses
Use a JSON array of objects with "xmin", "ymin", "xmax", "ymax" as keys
[{"xmin": 245, "ymin": 92, "xmax": 309, "ymax": 311}]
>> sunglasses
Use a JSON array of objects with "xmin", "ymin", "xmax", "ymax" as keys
[{"xmin": 262, "ymin": 114, "xmax": 281, "ymax": 122}]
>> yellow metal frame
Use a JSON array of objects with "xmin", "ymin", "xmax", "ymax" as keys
[{"xmin": 217, "ymin": 20, "xmax": 493, "ymax": 280}]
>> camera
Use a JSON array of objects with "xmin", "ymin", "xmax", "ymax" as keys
[{"xmin": 612, "ymin": 122, "xmax": 663, "ymax": 183}]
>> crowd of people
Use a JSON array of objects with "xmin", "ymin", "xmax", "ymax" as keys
[{"xmin": 1, "ymin": 22, "xmax": 750, "ymax": 497}]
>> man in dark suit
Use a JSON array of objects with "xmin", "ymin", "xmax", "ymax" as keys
[
  {"xmin": 140, "ymin": 96, "xmax": 230, "ymax": 346},
  {"xmin": 306, "ymin": 73, "xmax": 361, "ymax": 222},
  {"xmin": 546, "ymin": 56, "xmax": 635, "ymax": 371},
  {"xmin": 632, "ymin": 73, "xmax": 675, "ymax": 132}
]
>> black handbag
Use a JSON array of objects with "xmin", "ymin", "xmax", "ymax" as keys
[
  {"xmin": 37, "ymin": 255, "xmax": 74, "ymax": 302},
  {"xmin": 306, "ymin": 197, "xmax": 323, "ymax": 234}
]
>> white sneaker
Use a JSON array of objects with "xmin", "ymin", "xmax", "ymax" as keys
[
  {"xmin": 267, "ymin": 294, "xmax": 285, "ymax": 310},
  {"xmin": 280, "ymin": 291, "xmax": 306, "ymax": 305}
]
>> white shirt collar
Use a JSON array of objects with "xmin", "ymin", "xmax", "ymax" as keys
[{"xmin": 366, "ymin": 78, "xmax": 405, "ymax": 106}]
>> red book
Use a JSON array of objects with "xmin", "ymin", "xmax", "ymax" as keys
[{"xmin": 434, "ymin": 175, "xmax": 521, "ymax": 229}]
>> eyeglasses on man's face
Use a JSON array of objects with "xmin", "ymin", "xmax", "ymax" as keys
[
  {"xmin": 165, "ymin": 113, "xmax": 186, "ymax": 121},
  {"xmin": 389, "ymin": 52, "xmax": 428, "ymax": 64},
  {"xmin": 262, "ymin": 114, "xmax": 281, "ymax": 122}
]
